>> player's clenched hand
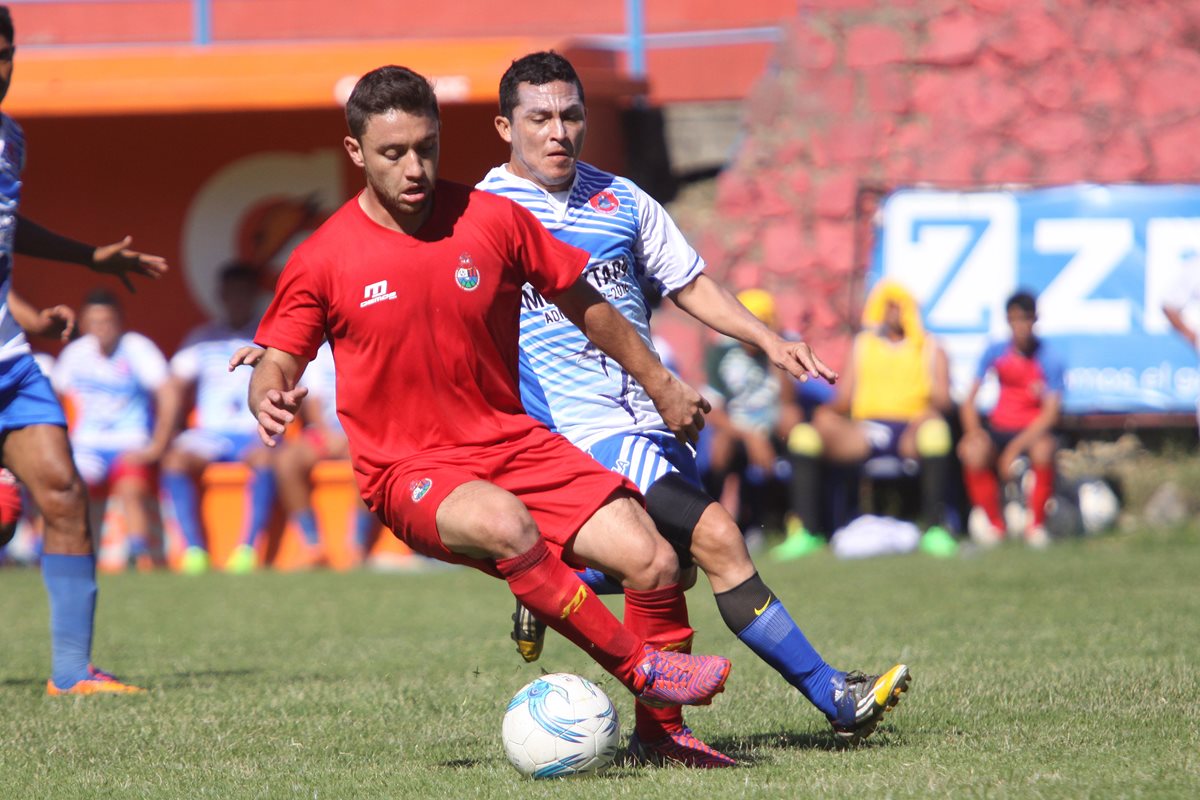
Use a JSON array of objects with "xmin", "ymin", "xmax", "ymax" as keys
[
  {"xmin": 767, "ymin": 339, "xmax": 838, "ymax": 384},
  {"xmin": 646, "ymin": 373, "xmax": 711, "ymax": 445},
  {"xmin": 92, "ymin": 236, "xmax": 169, "ymax": 293},
  {"xmin": 37, "ymin": 304, "xmax": 75, "ymax": 341},
  {"xmin": 256, "ymin": 385, "xmax": 309, "ymax": 447},
  {"xmin": 229, "ymin": 346, "xmax": 266, "ymax": 372}
]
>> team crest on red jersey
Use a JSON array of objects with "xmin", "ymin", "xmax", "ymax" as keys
[
  {"xmin": 410, "ymin": 478, "xmax": 433, "ymax": 502},
  {"xmin": 589, "ymin": 190, "xmax": 620, "ymax": 215},
  {"xmin": 455, "ymin": 252, "xmax": 481, "ymax": 291}
]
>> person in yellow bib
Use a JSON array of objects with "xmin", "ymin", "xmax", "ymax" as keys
[{"xmin": 777, "ymin": 280, "xmax": 957, "ymax": 558}]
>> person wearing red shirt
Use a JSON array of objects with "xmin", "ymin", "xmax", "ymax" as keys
[
  {"xmin": 959, "ymin": 290, "xmax": 1065, "ymax": 548},
  {"xmin": 247, "ymin": 65, "xmax": 730, "ymax": 708}
]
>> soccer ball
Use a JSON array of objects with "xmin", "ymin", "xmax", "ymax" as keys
[{"xmin": 501, "ymin": 673, "xmax": 620, "ymax": 779}]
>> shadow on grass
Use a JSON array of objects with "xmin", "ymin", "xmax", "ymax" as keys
[{"xmin": 154, "ymin": 667, "xmax": 259, "ymax": 687}]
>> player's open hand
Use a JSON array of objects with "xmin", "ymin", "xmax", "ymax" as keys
[
  {"xmin": 92, "ymin": 236, "xmax": 169, "ymax": 293},
  {"xmin": 256, "ymin": 385, "xmax": 309, "ymax": 447},
  {"xmin": 768, "ymin": 339, "xmax": 838, "ymax": 384},
  {"xmin": 229, "ymin": 346, "xmax": 267, "ymax": 372},
  {"xmin": 36, "ymin": 304, "xmax": 75, "ymax": 341},
  {"xmin": 647, "ymin": 373, "xmax": 710, "ymax": 445}
]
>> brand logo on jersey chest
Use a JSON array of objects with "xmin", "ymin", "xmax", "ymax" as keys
[{"xmin": 360, "ymin": 279, "xmax": 397, "ymax": 307}]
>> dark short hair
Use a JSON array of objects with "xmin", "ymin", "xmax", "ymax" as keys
[
  {"xmin": 345, "ymin": 66, "xmax": 439, "ymax": 139},
  {"xmin": 219, "ymin": 261, "xmax": 258, "ymax": 286},
  {"xmin": 1006, "ymin": 290, "xmax": 1037, "ymax": 316},
  {"xmin": 499, "ymin": 51, "xmax": 585, "ymax": 119},
  {"xmin": 82, "ymin": 287, "xmax": 121, "ymax": 311},
  {"xmin": 0, "ymin": 7, "xmax": 12, "ymax": 45}
]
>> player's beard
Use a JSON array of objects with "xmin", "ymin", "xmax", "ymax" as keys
[{"xmin": 368, "ymin": 172, "xmax": 432, "ymax": 223}]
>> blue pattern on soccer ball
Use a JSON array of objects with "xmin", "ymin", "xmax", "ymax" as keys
[
  {"xmin": 533, "ymin": 753, "xmax": 589, "ymax": 779},
  {"xmin": 506, "ymin": 678, "xmax": 591, "ymax": 743}
]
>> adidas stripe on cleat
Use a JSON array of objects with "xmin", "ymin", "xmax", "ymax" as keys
[
  {"xmin": 627, "ymin": 727, "xmax": 737, "ymax": 768},
  {"xmin": 633, "ymin": 646, "xmax": 731, "ymax": 708},
  {"xmin": 828, "ymin": 664, "xmax": 910, "ymax": 745}
]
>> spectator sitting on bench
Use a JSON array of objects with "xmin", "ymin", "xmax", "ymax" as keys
[
  {"xmin": 160, "ymin": 262, "xmax": 271, "ymax": 575},
  {"xmin": 959, "ymin": 290, "xmax": 1063, "ymax": 550},
  {"xmin": 786, "ymin": 280, "xmax": 957, "ymax": 556}
]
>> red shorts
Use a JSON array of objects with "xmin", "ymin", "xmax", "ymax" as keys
[
  {"xmin": 0, "ymin": 469, "xmax": 21, "ymax": 527},
  {"xmin": 377, "ymin": 426, "xmax": 639, "ymax": 576}
]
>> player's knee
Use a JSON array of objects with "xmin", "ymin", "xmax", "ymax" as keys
[
  {"xmin": 35, "ymin": 475, "xmax": 87, "ymax": 531},
  {"xmin": 690, "ymin": 509, "xmax": 750, "ymax": 576},
  {"xmin": 618, "ymin": 533, "xmax": 680, "ymax": 591},
  {"xmin": 477, "ymin": 504, "xmax": 539, "ymax": 559},
  {"xmin": 916, "ymin": 417, "xmax": 952, "ymax": 457},
  {"xmin": 786, "ymin": 422, "xmax": 823, "ymax": 458}
]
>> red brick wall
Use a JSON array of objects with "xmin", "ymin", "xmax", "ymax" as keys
[{"xmin": 696, "ymin": 0, "xmax": 1200, "ymax": 369}]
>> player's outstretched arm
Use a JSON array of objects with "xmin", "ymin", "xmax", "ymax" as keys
[
  {"xmin": 672, "ymin": 274, "xmax": 837, "ymax": 384},
  {"xmin": 248, "ymin": 347, "xmax": 310, "ymax": 447},
  {"xmin": 14, "ymin": 215, "xmax": 168, "ymax": 293},
  {"xmin": 6, "ymin": 290, "xmax": 75, "ymax": 341},
  {"xmin": 554, "ymin": 279, "xmax": 709, "ymax": 444}
]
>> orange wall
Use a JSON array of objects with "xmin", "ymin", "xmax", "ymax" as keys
[
  {"xmin": 13, "ymin": 99, "xmax": 628, "ymax": 357},
  {"xmin": 13, "ymin": 2, "xmax": 789, "ymax": 102}
]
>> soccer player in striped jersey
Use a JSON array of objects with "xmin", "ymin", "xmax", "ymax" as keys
[
  {"xmin": 480, "ymin": 51, "xmax": 910, "ymax": 764},
  {"xmin": 52, "ymin": 289, "xmax": 178, "ymax": 571},
  {"xmin": 0, "ymin": 5, "xmax": 166, "ymax": 695}
]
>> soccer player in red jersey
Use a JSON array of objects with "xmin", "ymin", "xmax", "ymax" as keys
[
  {"xmin": 959, "ymin": 290, "xmax": 1065, "ymax": 548},
  {"xmin": 247, "ymin": 66, "xmax": 730, "ymax": 708}
]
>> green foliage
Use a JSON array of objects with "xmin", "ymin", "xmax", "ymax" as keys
[{"xmin": 2, "ymin": 528, "xmax": 1198, "ymax": 798}]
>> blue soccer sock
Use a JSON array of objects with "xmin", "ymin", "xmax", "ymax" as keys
[
  {"xmin": 162, "ymin": 471, "xmax": 204, "ymax": 550},
  {"xmin": 715, "ymin": 573, "xmax": 842, "ymax": 718},
  {"xmin": 575, "ymin": 566, "xmax": 624, "ymax": 595},
  {"xmin": 41, "ymin": 553, "xmax": 97, "ymax": 689},
  {"xmin": 295, "ymin": 508, "xmax": 321, "ymax": 548},
  {"xmin": 240, "ymin": 467, "xmax": 277, "ymax": 547},
  {"xmin": 351, "ymin": 507, "xmax": 377, "ymax": 551}
]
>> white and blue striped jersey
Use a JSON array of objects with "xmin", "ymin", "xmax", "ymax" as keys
[
  {"xmin": 170, "ymin": 320, "xmax": 259, "ymax": 435},
  {"xmin": 477, "ymin": 162, "xmax": 705, "ymax": 450},
  {"xmin": 0, "ymin": 113, "xmax": 29, "ymax": 365},
  {"xmin": 52, "ymin": 331, "xmax": 168, "ymax": 450}
]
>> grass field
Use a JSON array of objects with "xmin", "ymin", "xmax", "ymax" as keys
[{"xmin": 2, "ymin": 527, "xmax": 1198, "ymax": 799}]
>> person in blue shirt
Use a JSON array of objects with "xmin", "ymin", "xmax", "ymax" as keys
[{"xmin": 0, "ymin": 5, "xmax": 166, "ymax": 695}]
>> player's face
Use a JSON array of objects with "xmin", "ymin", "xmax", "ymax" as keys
[
  {"xmin": 345, "ymin": 109, "xmax": 439, "ymax": 230},
  {"xmin": 0, "ymin": 36, "xmax": 14, "ymax": 107},
  {"xmin": 80, "ymin": 304, "xmax": 122, "ymax": 353},
  {"xmin": 495, "ymin": 80, "xmax": 586, "ymax": 192},
  {"xmin": 1007, "ymin": 307, "xmax": 1036, "ymax": 350},
  {"xmin": 882, "ymin": 301, "xmax": 904, "ymax": 337}
]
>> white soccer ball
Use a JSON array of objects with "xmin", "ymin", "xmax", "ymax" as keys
[{"xmin": 501, "ymin": 673, "xmax": 621, "ymax": 779}]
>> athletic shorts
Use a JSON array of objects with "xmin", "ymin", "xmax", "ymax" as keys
[
  {"xmin": 72, "ymin": 446, "xmax": 155, "ymax": 488},
  {"xmin": 860, "ymin": 419, "xmax": 908, "ymax": 459},
  {"xmin": 171, "ymin": 428, "xmax": 261, "ymax": 463},
  {"xmin": 377, "ymin": 425, "xmax": 639, "ymax": 576},
  {"xmin": 0, "ymin": 355, "xmax": 68, "ymax": 435},
  {"xmin": 586, "ymin": 429, "xmax": 703, "ymax": 494}
]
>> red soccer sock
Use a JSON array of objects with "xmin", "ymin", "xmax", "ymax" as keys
[
  {"xmin": 624, "ymin": 584, "xmax": 694, "ymax": 741},
  {"xmin": 964, "ymin": 467, "xmax": 1004, "ymax": 530},
  {"xmin": 1030, "ymin": 465, "xmax": 1055, "ymax": 527},
  {"xmin": 494, "ymin": 539, "xmax": 645, "ymax": 690}
]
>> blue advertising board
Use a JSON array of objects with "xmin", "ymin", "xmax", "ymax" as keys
[{"xmin": 869, "ymin": 185, "xmax": 1200, "ymax": 414}]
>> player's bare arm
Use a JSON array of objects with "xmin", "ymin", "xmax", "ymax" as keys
[
  {"xmin": 229, "ymin": 345, "xmax": 267, "ymax": 372},
  {"xmin": 126, "ymin": 380, "xmax": 182, "ymax": 465},
  {"xmin": 248, "ymin": 347, "xmax": 310, "ymax": 447},
  {"xmin": 14, "ymin": 215, "xmax": 168, "ymax": 293},
  {"xmin": 1163, "ymin": 305, "xmax": 1197, "ymax": 348},
  {"xmin": 6, "ymin": 290, "xmax": 74, "ymax": 341},
  {"xmin": 672, "ymin": 274, "xmax": 837, "ymax": 383},
  {"xmin": 553, "ymin": 279, "xmax": 709, "ymax": 444}
]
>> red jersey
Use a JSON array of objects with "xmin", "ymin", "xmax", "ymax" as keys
[{"xmin": 255, "ymin": 180, "xmax": 589, "ymax": 505}]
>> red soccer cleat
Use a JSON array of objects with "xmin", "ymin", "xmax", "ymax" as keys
[
  {"xmin": 628, "ymin": 727, "xmax": 737, "ymax": 768},
  {"xmin": 632, "ymin": 646, "xmax": 730, "ymax": 708}
]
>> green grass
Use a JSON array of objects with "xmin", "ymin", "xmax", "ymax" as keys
[{"xmin": 2, "ymin": 528, "xmax": 1199, "ymax": 799}]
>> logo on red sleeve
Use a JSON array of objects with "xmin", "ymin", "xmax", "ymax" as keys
[
  {"xmin": 455, "ymin": 252, "xmax": 481, "ymax": 292},
  {"xmin": 409, "ymin": 478, "xmax": 433, "ymax": 502},
  {"xmin": 588, "ymin": 190, "xmax": 620, "ymax": 215}
]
